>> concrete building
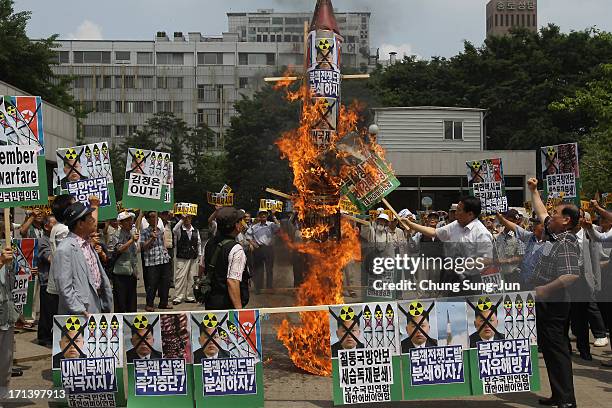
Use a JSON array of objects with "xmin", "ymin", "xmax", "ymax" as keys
[
  {"xmin": 50, "ymin": 9, "xmax": 373, "ymax": 146},
  {"xmin": 373, "ymin": 107, "xmax": 536, "ymax": 212},
  {"xmin": 486, "ymin": 0, "xmax": 538, "ymax": 37},
  {"xmin": 0, "ymin": 80, "xmax": 77, "ymax": 189}
]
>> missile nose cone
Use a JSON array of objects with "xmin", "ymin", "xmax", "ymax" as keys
[{"xmin": 310, "ymin": 0, "xmax": 339, "ymax": 34}]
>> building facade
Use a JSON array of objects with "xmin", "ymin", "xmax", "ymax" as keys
[
  {"xmin": 50, "ymin": 9, "xmax": 373, "ymax": 146},
  {"xmin": 373, "ymin": 107, "xmax": 536, "ymax": 212},
  {"xmin": 486, "ymin": 0, "xmax": 538, "ymax": 37}
]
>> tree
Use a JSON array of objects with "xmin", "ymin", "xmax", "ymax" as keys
[
  {"xmin": 0, "ymin": 0, "xmax": 74, "ymax": 109},
  {"xmin": 370, "ymin": 25, "xmax": 612, "ymax": 150},
  {"xmin": 551, "ymin": 64, "xmax": 612, "ymax": 195}
]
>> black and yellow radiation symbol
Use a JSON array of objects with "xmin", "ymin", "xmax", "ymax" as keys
[
  {"xmin": 477, "ymin": 296, "xmax": 492, "ymax": 311},
  {"xmin": 219, "ymin": 328, "xmax": 228, "ymax": 339},
  {"xmin": 471, "ymin": 161, "xmax": 481, "ymax": 171},
  {"xmin": 110, "ymin": 319, "xmax": 119, "ymax": 330},
  {"xmin": 409, "ymin": 302, "xmax": 424, "ymax": 317},
  {"xmin": 11, "ymin": 242, "xmax": 17, "ymax": 252},
  {"xmin": 134, "ymin": 149, "xmax": 145, "ymax": 160},
  {"xmin": 339, "ymin": 306, "xmax": 355, "ymax": 321},
  {"xmin": 88, "ymin": 319, "xmax": 96, "ymax": 331},
  {"xmin": 526, "ymin": 297, "xmax": 535, "ymax": 309},
  {"xmin": 84, "ymin": 146, "xmax": 92, "ymax": 158},
  {"xmin": 164, "ymin": 154, "xmax": 170, "ymax": 163},
  {"xmin": 317, "ymin": 38, "xmax": 333, "ymax": 51},
  {"xmin": 203, "ymin": 313, "xmax": 218, "ymax": 328},
  {"xmin": 101, "ymin": 144, "xmax": 108, "ymax": 155},
  {"xmin": 0, "ymin": 112, "xmax": 4, "ymax": 120},
  {"xmin": 93, "ymin": 145, "xmax": 100, "ymax": 156},
  {"xmin": 363, "ymin": 308, "xmax": 371, "ymax": 319},
  {"xmin": 374, "ymin": 308, "xmax": 383, "ymax": 319},
  {"xmin": 515, "ymin": 298, "xmax": 524, "ymax": 309},
  {"xmin": 65, "ymin": 316, "xmax": 81, "ymax": 331},
  {"xmin": 547, "ymin": 146, "xmax": 556, "ymax": 158},
  {"xmin": 385, "ymin": 305, "xmax": 394, "ymax": 319},
  {"xmin": 99, "ymin": 320, "xmax": 107, "ymax": 330},
  {"xmin": 65, "ymin": 148, "xmax": 78, "ymax": 160},
  {"xmin": 133, "ymin": 315, "xmax": 149, "ymax": 330},
  {"xmin": 504, "ymin": 298, "xmax": 513, "ymax": 310},
  {"xmin": 228, "ymin": 322, "xmax": 237, "ymax": 334},
  {"xmin": 6, "ymin": 105, "xmax": 16, "ymax": 116}
]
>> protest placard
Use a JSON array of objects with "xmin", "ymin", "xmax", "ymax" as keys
[
  {"xmin": 53, "ymin": 314, "xmax": 126, "ymax": 407},
  {"xmin": 174, "ymin": 202, "xmax": 198, "ymax": 216},
  {"xmin": 122, "ymin": 149, "xmax": 173, "ymax": 211},
  {"xmin": 207, "ymin": 185, "xmax": 234, "ymax": 207},
  {"xmin": 540, "ymin": 143, "xmax": 581, "ymax": 205},
  {"xmin": 56, "ymin": 143, "xmax": 117, "ymax": 221},
  {"xmin": 259, "ymin": 199, "xmax": 283, "ymax": 213},
  {"xmin": 190, "ymin": 309, "xmax": 264, "ymax": 408},
  {"xmin": 466, "ymin": 158, "xmax": 508, "ymax": 216},
  {"xmin": 11, "ymin": 239, "xmax": 37, "ymax": 319}
]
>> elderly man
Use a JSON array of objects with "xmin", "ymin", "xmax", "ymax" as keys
[
  {"xmin": 140, "ymin": 211, "xmax": 172, "ymax": 312},
  {"xmin": 52, "ymin": 202, "xmax": 113, "ymax": 316},
  {"xmin": 172, "ymin": 214, "xmax": 201, "ymax": 304},
  {"xmin": 108, "ymin": 211, "xmax": 140, "ymax": 313}
]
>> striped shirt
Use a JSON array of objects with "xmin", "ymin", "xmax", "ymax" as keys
[
  {"xmin": 140, "ymin": 226, "xmax": 171, "ymax": 267},
  {"xmin": 73, "ymin": 233, "xmax": 101, "ymax": 290}
]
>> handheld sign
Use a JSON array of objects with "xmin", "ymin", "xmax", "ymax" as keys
[
  {"xmin": 122, "ymin": 148, "xmax": 173, "ymax": 211},
  {"xmin": 174, "ymin": 202, "xmax": 198, "ymax": 216},
  {"xmin": 207, "ymin": 185, "xmax": 234, "ymax": 207},
  {"xmin": 259, "ymin": 199, "xmax": 283, "ymax": 213},
  {"xmin": 540, "ymin": 143, "xmax": 580, "ymax": 206},
  {"xmin": 466, "ymin": 158, "xmax": 508, "ymax": 216}
]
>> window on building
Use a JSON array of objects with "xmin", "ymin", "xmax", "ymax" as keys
[
  {"xmin": 83, "ymin": 125, "xmax": 111, "ymax": 139},
  {"xmin": 272, "ymin": 17, "xmax": 283, "ymax": 24},
  {"xmin": 53, "ymin": 51, "xmax": 70, "ymax": 64},
  {"xmin": 292, "ymin": 35, "xmax": 300, "ymax": 42},
  {"xmin": 173, "ymin": 101, "xmax": 183, "ymax": 114},
  {"xmin": 197, "ymin": 52, "xmax": 224, "ymax": 65},
  {"xmin": 239, "ymin": 77, "xmax": 249, "ymax": 88},
  {"xmin": 526, "ymin": 14, "xmax": 531, "ymax": 26},
  {"xmin": 156, "ymin": 52, "xmax": 184, "ymax": 65},
  {"xmin": 262, "ymin": 35, "xmax": 268, "ymax": 42},
  {"xmin": 238, "ymin": 53, "xmax": 248, "ymax": 65},
  {"xmin": 443, "ymin": 120, "xmax": 463, "ymax": 140},
  {"xmin": 115, "ymin": 75, "xmax": 136, "ymax": 89},
  {"xmin": 138, "ymin": 76, "xmax": 154, "ymax": 88},
  {"xmin": 511, "ymin": 14, "xmax": 515, "ymax": 26},
  {"xmin": 157, "ymin": 76, "xmax": 183, "ymax": 89},
  {"xmin": 73, "ymin": 51, "xmax": 111, "ymax": 64},
  {"xmin": 284, "ymin": 35, "xmax": 291, "ymax": 42},
  {"xmin": 136, "ymin": 52, "xmax": 153, "ymax": 64},
  {"xmin": 285, "ymin": 17, "xmax": 298, "ymax": 24},
  {"xmin": 81, "ymin": 101, "xmax": 95, "ymax": 112},
  {"xmin": 115, "ymin": 51, "xmax": 130, "ymax": 61},
  {"xmin": 197, "ymin": 84, "xmax": 221, "ymax": 102},
  {"xmin": 157, "ymin": 101, "xmax": 172, "ymax": 113},
  {"xmin": 505, "ymin": 14, "xmax": 509, "ymax": 26},
  {"xmin": 115, "ymin": 125, "xmax": 127, "ymax": 137},
  {"xmin": 115, "ymin": 101, "xmax": 153, "ymax": 113},
  {"xmin": 96, "ymin": 101, "xmax": 112, "ymax": 113},
  {"xmin": 197, "ymin": 108, "xmax": 220, "ymax": 126},
  {"xmin": 495, "ymin": 14, "xmax": 498, "ymax": 27},
  {"xmin": 249, "ymin": 17, "xmax": 270, "ymax": 24},
  {"xmin": 256, "ymin": 34, "xmax": 261, "ymax": 42}
]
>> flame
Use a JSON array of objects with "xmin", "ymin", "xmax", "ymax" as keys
[{"xmin": 274, "ymin": 77, "xmax": 366, "ymax": 376}]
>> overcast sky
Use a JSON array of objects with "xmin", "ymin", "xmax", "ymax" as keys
[{"xmin": 16, "ymin": 0, "xmax": 612, "ymax": 58}]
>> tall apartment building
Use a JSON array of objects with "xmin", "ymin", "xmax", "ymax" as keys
[
  {"xmin": 50, "ymin": 9, "xmax": 374, "ymax": 146},
  {"xmin": 486, "ymin": 1, "xmax": 538, "ymax": 37}
]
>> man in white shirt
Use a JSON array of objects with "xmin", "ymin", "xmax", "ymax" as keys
[
  {"xmin": 246, "ymin": 210, "xmax": 280, "ymax": 292},
  {"xmin": 172, "ymin": 214, "xmax": 201, "ymax": 304},
  {"xmin": 402, "ymin": 196, "xmax": 493, "ymax": 290}
]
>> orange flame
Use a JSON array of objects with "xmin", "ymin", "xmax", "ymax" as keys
[{"xmin": 274, "ymin": 78, "xmax": 365, "ymax": 376}]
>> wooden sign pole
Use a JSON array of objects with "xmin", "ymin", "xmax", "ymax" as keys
[{"xmin": 4, "ymin": 208, "xmax": 11, "ymax": 249}]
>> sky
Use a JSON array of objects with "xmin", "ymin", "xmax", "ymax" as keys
[{"xmin": 15, "ymin": 0, "xmax": 612, "ymax": 58}]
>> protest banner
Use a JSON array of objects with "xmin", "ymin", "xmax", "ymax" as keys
[
  {"xmin": 11, "ymin": 238, "xmax": 37, "ymax": 319},
  {"xmin": 329, "ymin": 302, "xmax": 402, "ymax": 405},
  {"xmin": 339, "ymin": 196, "xmax": 360, "ymax": 215},
  {"xmin": 540, "ymin": 143, "xmax": 581, "ymax": 206},
  {"xmin": 122, "ymin": 149, "xmax": 173, "ymax": 211},
  {"xmin": 0, "ymin": 96, "xmax": 48, "ymax": 207},
  {"xmin": 337, "ymin": 133, "xmax": 400, "ymax": 212},
  {"xmin": 123, "ymin": 313, "xmax": 194, "ymax": 407},
  {"xmin": 53, "ymin": 314, "xmax": 126, "ymax": 407},
  {"xmin": 466, "ymin": 158, "xmax": 508, "ymax": 216},
  {"xmin": 190, "ymin": 310, "xmax": 264, "ymax": 408},
  {"xmin": 56, "ymin": 143, "xmax": 117, "ymax": 221},
  {"xmin": 259, "ymin": 199, "xmax": 283, "ymax": 213},
  {"xmin": 207, "ymin": 185, "xmax": 234, "ymax": 207},
  {"xmin": 174, "ymin": 202, "xmax": 198, "ymax": 216},
  {"xmin": 22, "ymin": 196, "xmax": 55, "ymax": 216}
]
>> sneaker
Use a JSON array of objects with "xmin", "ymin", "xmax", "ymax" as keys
[
  {"xmin": 173, "ymin": 298, "xmax": 182, "ymax": 305},
  {"xmin": 594, "ymin": 337, "xmax": 609, "ymax": 347},
  {"xmin": 185, "ymin": 297, "xmax": 196, "ymax": 303}
]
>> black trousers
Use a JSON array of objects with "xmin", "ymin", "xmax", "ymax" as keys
[
  {"xmin": 113, "ymin": 274, "xmax": 137, "ymax": 313},
  {"xmin": 37, "ymin": 284, "xmax": 58, "ymax": 343},
  {"xmin": 144, "ymin": 263, "xmax": 171, "ymax": 308},
  {"xmin": 537, "ymin": 301, "xmax": 576, "ymax": 404},
  {"xmin": 570, "ymin": 302, "xmax": 590, "ymax": 354},
  {"xmin": 253, "ymin": 245, "xmax": 274, "ymax": 290}
]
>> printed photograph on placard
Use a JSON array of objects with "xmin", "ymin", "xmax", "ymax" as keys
[
  {"xmin": 329, "ymin": 304, "xmax": 365, "ymax": 357},
  {"xmin": 398, "ymin": 300, "xmax": 438, "ymax": 353},
  {"xmin": 502, "ymin": 292, "xmax": 537, "ymax": 344},
  {"xmin": 123, "ymin": 313, "xmax": 163, "ymax": 363},
  {"xmin": 435, "ymin": 301, "xmax": 468, "ymax": 349},
  {"xmin": 55, "ymin": 142, "xmax": 117, "ymax": 220},
  {"xmin": 466, "ymin": 295, "xmax": 505, "ymax": 349}
]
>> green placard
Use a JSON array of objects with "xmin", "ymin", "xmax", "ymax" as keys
[
  {"xmin": 55, "ymin": 142, "xmax": 118, "ymax": 221},
  {"xmin": 122, "ymin": 148, "xmax": 173, "ymax": 211},
  {"xmin": 126, "ymin": 363, "xmax": 194, "ymax": 408}
]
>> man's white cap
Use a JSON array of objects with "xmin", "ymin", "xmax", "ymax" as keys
[
  {"xmin": 376, "ymin": 207, "xmax": 384, "ymax": 212},
  {"xmin": 397, "ymin": 208, "xmax": 414, "ymax": 219},
  {"xmin": 449, "ymin": 203, "xmax": 458, "ymax": 211},
  {"xmin": 117, "ymin": 211, "xmax": 136, "ymax": 221},
  {"xmin": 377, "ymin": 213, "xmax": 390, "ymax": 221}
]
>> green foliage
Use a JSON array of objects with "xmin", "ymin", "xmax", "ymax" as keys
[
  {"xmin": 0, "ymin": 0, "xmax": 74, "ymax": 110},
  {"xmin": 370, "ymin": 25, "xmax": 612, "ymax": 150}
]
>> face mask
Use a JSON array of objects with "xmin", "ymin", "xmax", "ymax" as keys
[{"xmin": 375, "ymin": 224, "xmax": 385, "ymax": 233}]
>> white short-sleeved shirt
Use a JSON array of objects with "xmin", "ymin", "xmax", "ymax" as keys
[
  {"xmin": 227, "ymin": 244, "xmax": 246, "ymax": 281},
  {"xmin": 435, "ymin": 219, "xmax": 494, "ymax": 259}
]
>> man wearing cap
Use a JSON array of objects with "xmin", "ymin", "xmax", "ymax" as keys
[
  {"xmin": 108, "ymin": 211, "xmax": 140, "ymax": 312},
  {"xmin": 361, "ymin": 211, "xmax": 394, "ymax": 278},
  {"xmin": 172, "ymin": 214, "xmax": 201, "ymax": 304},
  {"xmin": 494, "ymin": 209, "xmax": 526, "ymax": 284},
  {"xmin": 246, "ymin": 210, "xmax": 280, "ymax": 292},
  {"xmin": 202, "ymin": 207, "xmax": 248, "ymax": 310},
  {"xmin": 52, "ymin": 202, "xmax": 113, "ymax": 316}
]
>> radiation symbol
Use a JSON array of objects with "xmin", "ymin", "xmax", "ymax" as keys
[
  {"xmin": 203, "ymin": 313, "xmax": 218, "ymax": 328},
  {"xmin": 93, "ymin": 145, "xmax": 100, "ymax": 155},
  {"xmin": 65, "ymin": 148, "xmax": 78, "ymax": 160},
  {"xmin": 65, "ymin": 316, "xmax": 81, "ymax": 331},
  {"xmin": 526, "ymin": 298, "xmax": 535, "ymax": 309},
  {"xmin": 504, "ymin": 299, "xmax": 513, "ymax": 310},
  {"xmin": 134, "ymin": 149, "xmax": 145, "ymax": 160},
  {"xmin": 99, "ymin": 320, "xmax": 108, "ymax": 330},
  {"xmin": 363, "ymin": 309, "xmax": 372, "ymax": 319},
  {"xmin": 6, "ymin": 105, "xmax": 16, "ymax": 116},
  {"xmin": 321, "ymin": 98, "xmax": 331, "ymax": 110},
  {"xmin": 110, "ymin": 320, "xmax": 119, "ymax": 330},
  {"xmin": 477, "ymin": 296, "xmax": 493, "ymax": 311},
  {"xmin": 409, "ymin": 302, "xmax": 424, "ymax": 317},
  {"xmin": 164, "ymin": 154, "xmax": 170, "ymax": 163},
  {"xmin": 157, "ymin": 154, "xmax": 163, "ymax": 162},
  {"xmin": 11, "ymin": 242, "xmax": 17, "ymax": 252},
  {"xmin": 385, "ymin": 308, "xmax": 394, "ymax": 319},
  {"xmin": 84, "ymin": 147, "xmax": 91, "ymax": 158},
  {"xmin": 339, "ymin": 306, "xmax": 355, "ymax": 321},
  {"xmin": 471, "ymin": 161, "xmax": 481, "ymax": 171},
  {"xmin": 374, "ymin": 308, "xmax": 383, "ymax": 319},
  {"xmin": 219, "ymin": 329, "xmax": 228, "ymax": 339},
  {"xmin": 515, "ymin": 298, "xmax": 524, "ymax": 310},
  {"xmin": 317, "ymin": 38, "xmax": 332, "ymax": 51},
  {"xmin": 547, "ymin": 146, "xmax": 556, "ymax": 158},
  {"xmin": 228, "ymin": 322, "xmax": 237, "ymax": 334},
  {"xmin": 133, "ymin": 315, "xmax": 149, "ymax": 330},
  {"xmin": 0, "ymin": 112, "xmax": 4, "ymax": 120},
  {"xmin": 101, "ymin": 144, "xmax": 108, "ymax": 154},
  {"xmin": 88, "ymin": 319, "xmax": 96, "ymax": 330}
]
